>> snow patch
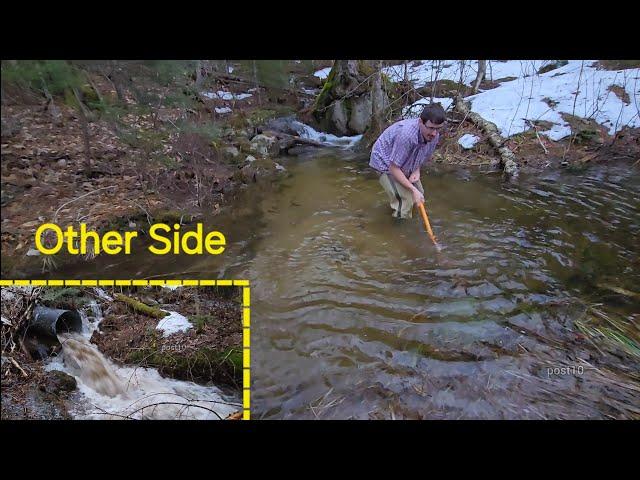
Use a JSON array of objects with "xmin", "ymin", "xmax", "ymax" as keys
[
  {"xmin": 466, "ymin": 60, "xmax": 640, "ymax": 139},
  {"xmin": 156, "ymin": 310, "xmax": 193, "ymax": 337},
  {"xmin": 402, "ymin": 97, "xmax": 454, "ymax": 118},
  {"xmin": 314, "ymin": 67, "xmax": 332, "ymax": 80},
  {"xmin": 458, "ymin": 134, "xmax": 480, "ymax": 149},
  {"xmin": 203, "ymin": 90, "xmax": 253, "ymax": 101},
  {"xmin": 387, "ymin": 60, "xmax": 640, "ymax": 140},
  {"xmin": 215, "ymin": 107, "xmax": 232, "ymax": 114}
]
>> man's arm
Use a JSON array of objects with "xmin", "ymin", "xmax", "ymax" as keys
[
  {"xmin": 408, "ymin": 167, "xmax": 420, "ymax": 183},
  {"xmin": 389, "ymin": 163, "xmax": 424, "ymax": 205}
]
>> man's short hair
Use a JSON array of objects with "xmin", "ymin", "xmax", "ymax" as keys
[{"xmin": 420, "ymin": 103, "xmax": 446, "ymax": 125}]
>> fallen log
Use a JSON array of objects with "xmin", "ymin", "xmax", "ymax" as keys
[
  {"xmin": 453, "ymin": 95, "xmax": 519, "ymax": 180},
  {"xmin": 114, "ymin": 293, "xmax": 168, "ymax": 319}
]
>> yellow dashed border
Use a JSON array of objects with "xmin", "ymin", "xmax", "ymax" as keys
[{"xmin": 0, "ymin": 279, "xmax": 250, "ymax": 420}]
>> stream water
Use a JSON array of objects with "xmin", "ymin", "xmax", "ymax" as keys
[{"xmin": 51, "ymin": 152, "xmax": 640, "ymax": 419}]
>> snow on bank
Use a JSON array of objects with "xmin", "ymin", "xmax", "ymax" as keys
[
  {"xmin": 314, "ymin": 67, "xmax": 332, "ymax": 80},
  {"xmin": 203, "ymin": 90, "xmax": 253, "ymax": 101},
  {"xmin": 458, "ymin": 134, "xmax": 480, "ymax": 149},
  {"xmin": 156, "ymin": 310, "xmax": 193, "ymax": 337},
  {"xmin": 467, "ymin": 61, "xmax": 639, "ymax": 139},
  {"xmin": 384, "ymin": 60, "xmax": 549, "ymax": 88},
  {"xmin": 215, "ymin": 107, "xmax": 232, "ymax": 114},
  {"xmin": 386, "ymin": 60, "xmax": 639, "ymax": 141},
  {"xmin": 403, "ymin": 97, "xmax": 454, "ymax": 118}
]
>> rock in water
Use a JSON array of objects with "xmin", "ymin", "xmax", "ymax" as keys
[{"xmin": 41, "ymin": 370, "xmax": 77, "ymax": 394}]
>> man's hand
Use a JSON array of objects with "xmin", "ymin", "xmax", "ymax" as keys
[
  {"xmin": 409, "ymin": 170, "xmax": 420, "ymax": 183},
  {"xmin": 411, "ymin": 187, "xmax": 425, "ymax": 206}
]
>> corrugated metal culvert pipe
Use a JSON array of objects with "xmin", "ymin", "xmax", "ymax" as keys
[{"xmin": 30, "ymin": 306, "xmax": 83, "ymax": 338}]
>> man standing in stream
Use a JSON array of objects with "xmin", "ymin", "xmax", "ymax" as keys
[{"xmin": 369, "ymin": 103, "xmax": 445, "ymax": 219}]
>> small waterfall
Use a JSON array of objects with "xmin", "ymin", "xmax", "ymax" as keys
[
  {"xmin": 57, "ymin": 332, "xmax": 127, "ymax": 398},
  {"xmin": 46, "ymin": 298, "xmax": 240, "ymax": 420}
]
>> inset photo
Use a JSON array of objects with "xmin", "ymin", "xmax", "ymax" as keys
[{"xmin": 1, "ymin": 282, "xmax": 244, "ymax": 420}]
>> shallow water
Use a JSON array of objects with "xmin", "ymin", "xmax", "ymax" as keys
[{"xmin": 53, "ymin": 154, "xmax": 640, "ymax": 419}]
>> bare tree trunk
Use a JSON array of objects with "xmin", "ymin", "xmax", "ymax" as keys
[
  {"xmin": 109, "ymin": 61, "xmax": 127, "ymax": 104},
  {"xmin": 72, "ymin": 87, "xmax": 92, "ymax": 171},
  {"xmin": 195, "ymin": 60, "xmax": 204, "ymax": 89},
  {"xmin": 472, "ymin": 60, "xmax": 487, "ymax": 94},
  {"xmin": 252, "ymin": 60, "xmax": 261, "ymax": 106},
  {"xmin": 370, "ymin": 60, "xmax": 384, "ymax": 134},
  {"xmin": 41, "ymin": 80, "xmax": 62, "ymax": 126}
]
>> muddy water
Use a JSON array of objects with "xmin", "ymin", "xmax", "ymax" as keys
[{"xmin": 55, "ymin": 154, "xmax": 640, "ymax": 419}]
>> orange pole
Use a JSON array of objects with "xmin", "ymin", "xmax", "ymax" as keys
[{"xmin": 417, "ymin": 202, "xmax": 439, "ymax": 247}]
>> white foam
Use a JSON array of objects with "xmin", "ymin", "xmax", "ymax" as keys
[
  {"xmin": 47, "ymin": 348, "xmax": 238, "ymax": 420},
  {"xmin": 296, "ymin": 122, "xmax": 362, "ymax": 148},
  {"xmin": 93, "ymin": 288, "xmax": 113, "ymax": 302}
]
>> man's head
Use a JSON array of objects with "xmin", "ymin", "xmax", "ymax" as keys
[{"xmin": 419, "ymin": 103, "xmax": 446, "ymax": 142}]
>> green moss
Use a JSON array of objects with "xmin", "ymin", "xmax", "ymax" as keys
[
  {"xmin": 189, "ymin": 314, "xmax": 216, "ymax": 333},
  {"xmin": 80, "ymin": 83, "xmax": 99, "ymax": 104},
  {"xmin": 154, "ymin": 155, "xmax": 179, "ymax": 170},
  {"xmin": 126, "ymin": 345, "xmax": 242, "ymax": 385},
  {"xmin": 40, "ymin": 287, "xmax": 94, "ymax": 310},
  {"xmin": 153, "ymin": 209, "xmax": 186, "ymax": 224},
  {"xmin": 314, "ymin": 64, "xmax": 337, "ymax": 110},
  {"xmin": 219, "ymin": 347, "xmax": 243, "ymax": 372},
  {"xmin": 114, "ymin": 293, "xmax": 168, "ymax": 319}
]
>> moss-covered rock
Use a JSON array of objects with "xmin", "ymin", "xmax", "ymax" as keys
[{"xmin": 312, "ymin": 61, "xmax": 390, "ymax": 136}]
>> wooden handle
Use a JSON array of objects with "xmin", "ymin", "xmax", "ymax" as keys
[{"xmin": 418, "ymin": 202, "xmax": 439, "ymax": 246}]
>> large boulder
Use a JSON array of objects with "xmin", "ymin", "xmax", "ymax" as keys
[
  {"xmin": 312, "ymin": 60, "xmax": 391, "ymax": 136},
  {"xmin": 262, "ymin": 116, "xmax": 306, "ymax": 136},
  {"xmin": 349, "ymin": 95, "xmax": 373, "ymax": 133}
]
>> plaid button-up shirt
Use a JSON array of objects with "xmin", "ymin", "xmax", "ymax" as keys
[{"xmin": 369, "ymin": 118, "xmax": 439, "ymax": 177}]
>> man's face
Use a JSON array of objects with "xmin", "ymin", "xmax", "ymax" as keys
[{"xmin": 420, "ymin": 119, "xmax": 444, "ymax": 142}]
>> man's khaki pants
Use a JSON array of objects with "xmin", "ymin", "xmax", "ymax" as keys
[{"xmin": 379, "ymin": 173, "xmax": 424, "ymax": 219}]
